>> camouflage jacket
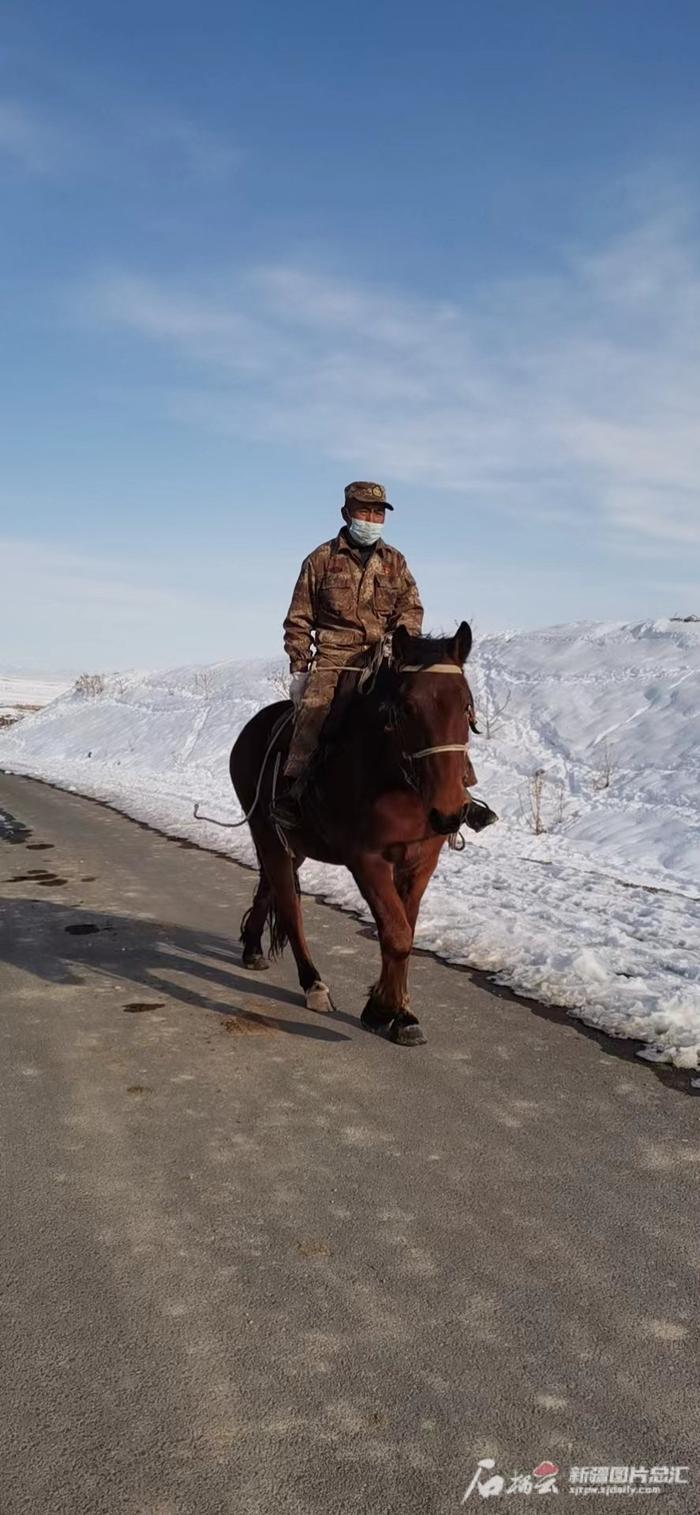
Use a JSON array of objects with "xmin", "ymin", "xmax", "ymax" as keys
[{"xmin": 283, "ymin": 531, "xmax": 424, "ymax": 672}]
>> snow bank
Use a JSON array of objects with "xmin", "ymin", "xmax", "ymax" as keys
[
  {"xmin": 2, "ymin": 620, "xmax": 699, "ymax": 1070},
  {"xmin": 0, "ymin": 673, "xmax": 73, "ymax": 723}
]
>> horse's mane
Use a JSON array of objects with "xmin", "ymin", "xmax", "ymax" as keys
[
  {"xmin": 314, "ymin": 633, "xmax": 469, "ymax": 769},
  {"xmin": 386, "ymin": 631, "xmax": 461, "ymax": 670},
  {"xmin": 299, "ymin": 632, "xmax": 474, "ymax": 833}
]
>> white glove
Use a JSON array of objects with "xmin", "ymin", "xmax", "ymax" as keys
[{"xmin": 289, "ymin": 672, "xmax": 308, "ymax": 706}]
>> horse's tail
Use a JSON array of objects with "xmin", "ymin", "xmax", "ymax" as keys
[
  {"xmin": 268, "ymin": 900, "xmax": 288, "ymax": 960},
  {"xmin": 267, "ymin": 858, "xmax": 302, "ymax": 958},
  {"xmin": 239, "ymin": 873, "xmax": 291, "ymax": 961},
  {"xmin": 239, "ymin": 904, "xmax": 255, "ymax": 942}
]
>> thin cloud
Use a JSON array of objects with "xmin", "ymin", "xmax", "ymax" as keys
[
  {"xmin": 0, "ymin": 537, "xmax": 281, "ymax": 666},
  {"xmin": 0, "ymin": 92, "xmax": 239, "ymax": 184},
  {"xmin": 0, "ymin": 98, "xmax": 67, "ymax": 173},
  {"xmin": 81, "ymin": 197, "xmax": 700, "ymax": 549},
  {"xmin": 130, "ymin": 108, "xmax": 241, "ymax": 181},
  {"xmin": 0, "ymin": 538, "xmax": 191, "ymax": 620}
]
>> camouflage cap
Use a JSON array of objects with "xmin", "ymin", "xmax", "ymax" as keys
[{"xmin": 344, "ymin": 480, "xmax": 394, "ymax": 510}]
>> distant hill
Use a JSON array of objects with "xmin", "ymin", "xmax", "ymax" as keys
[{"xmin": 0, "ymin": 673, "xmax": 74, "ymax": 727}]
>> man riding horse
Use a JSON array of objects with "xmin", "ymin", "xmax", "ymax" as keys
[
  {"xmin": 230, "ymin": 484, "xmax": 497, "ymax": 1042},
  {"xmin": 272, "ymin": 480, "xmax": 495, "ymax": 832}
]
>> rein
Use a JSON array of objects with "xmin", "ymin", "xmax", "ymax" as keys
[
  {"xmin": 398, "ymin": 664, "xmax": 464, "ymax": 674},
  {"xmin": 193, "ymin": 708, "xmax": 294, "ymax": 828}
]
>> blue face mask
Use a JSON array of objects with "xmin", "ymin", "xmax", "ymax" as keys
[{"xmin": 348, "ymin": 517, "xmax": 383, "ymax": 547}]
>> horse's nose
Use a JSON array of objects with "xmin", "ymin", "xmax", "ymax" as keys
[{"xmin": 429, "ymin": 807, "xmax": 465, "ymax": 836}]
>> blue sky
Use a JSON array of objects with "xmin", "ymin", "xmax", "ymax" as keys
[{"xmin": 2, "ymin": 0, "xmax": 700, "ymax": 669}]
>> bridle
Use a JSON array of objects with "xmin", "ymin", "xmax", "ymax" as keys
[{"xmin": 398, "ymin": 663, "xmax": 471, "ymax": 762}]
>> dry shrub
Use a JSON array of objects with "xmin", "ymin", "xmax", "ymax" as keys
[
  {"xmin": 73, "ymin": 673, "xmax": 105, "ymax": 698},
  {"xmin": 524, "ymin": 768, "xmax": 569, "ymax": 834},
  {"xmin": 593, "ymin": 739, "xmax": 617, "ymax": 791},
  {"xmin": 193, "ymin": 670, "xmax": 215, "ymax": 697}
]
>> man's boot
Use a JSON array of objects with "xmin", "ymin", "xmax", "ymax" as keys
[
  {"xmin": 270, "ymin": 772, "xmax": 306, "ymax": 831},
  {"xmin": 464, "ymin": 793, "xmax": 498, "ymax": 832}
]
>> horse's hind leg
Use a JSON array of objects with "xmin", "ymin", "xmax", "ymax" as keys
[
  {"xmin": 240, "ymin": 870, "xmax": 272, "ymax": 971},
  {"xmin": 256, "ymin": 828, "xmax": 334, "ymax": 1012}
]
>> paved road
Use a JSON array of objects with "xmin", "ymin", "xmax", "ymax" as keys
[{"xmin": 1, "ymin": 772, "xmax": 698, "ymax": 1515}]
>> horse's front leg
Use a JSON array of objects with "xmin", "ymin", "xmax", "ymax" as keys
[
  {"xmin": 393, "ymin": 838, "xmax": 444, "ymax": 1011},
  {"xmin": 396, "ymin": 839, "xmax": 444, "ymax": 939},
  {"xmin": 351, "ymin": 854, "xmax": 426, "ymax": 1047}
]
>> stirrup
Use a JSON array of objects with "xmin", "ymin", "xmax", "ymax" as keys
[
  {"xmin": 270, "ymin": 781, "xmax": 305, "ymax": 830},
  {"xmin": 270, "ymin": 797, "xmax": 300, "ymax": 829}
]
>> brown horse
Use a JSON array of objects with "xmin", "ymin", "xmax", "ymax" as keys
[{"xmin": 229, "ymin": 621, "xmax": 483, "ymax": 1046}]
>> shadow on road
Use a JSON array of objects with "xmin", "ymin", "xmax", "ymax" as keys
[
  {"xmin": 0, "ymin": 895, "xmax": 350, "ymax": 1043},
  {"xmin": 1, "ymin": 787, "xmax": 695, "ymax": 1090}
]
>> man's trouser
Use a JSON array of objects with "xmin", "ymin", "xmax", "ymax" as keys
[{"xmin": 284, "ymin": 647, "xmax": 372, "ymax": 780}]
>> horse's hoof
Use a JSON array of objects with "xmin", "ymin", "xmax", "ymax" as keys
[
  {"xmin": 242, "ymin": 953, "xmax": 269, "ymax": 972},
  {"xmin": 390, "ymin": 1012, "xmax": 427, "ymax": 1047},
  {"xmin": 361, "ymin": 1001, "xmax": 394, "ymax": 1036},
  {"xmin": 305, "ymin": 980, "xmax": 335, "ymax": 1013}
]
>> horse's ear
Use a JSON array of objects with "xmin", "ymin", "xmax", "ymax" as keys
[
  {"xmin": 452, "ymin": 620, "xmax": 472, "ymax": 665},
  {"xmin": 392, "ymin": 624, "xmax": 411, "ymax": 664}
]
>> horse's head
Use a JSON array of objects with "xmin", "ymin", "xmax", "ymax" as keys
[{"xmin": 391, "ymin": 621, "xmax": 476, "ymax": 836}]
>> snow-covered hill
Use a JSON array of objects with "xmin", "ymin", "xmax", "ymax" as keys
[
  {"xmin": 1, "ymin": 620, "xmax": 699, "ymax": 1070},
  {"xmin": 0, "ymin": 672, "xmax": 73, "ymax": 725},
  {"xmin": 472, "ymin": 619, "xmax": 700, "ymax": 889}
]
